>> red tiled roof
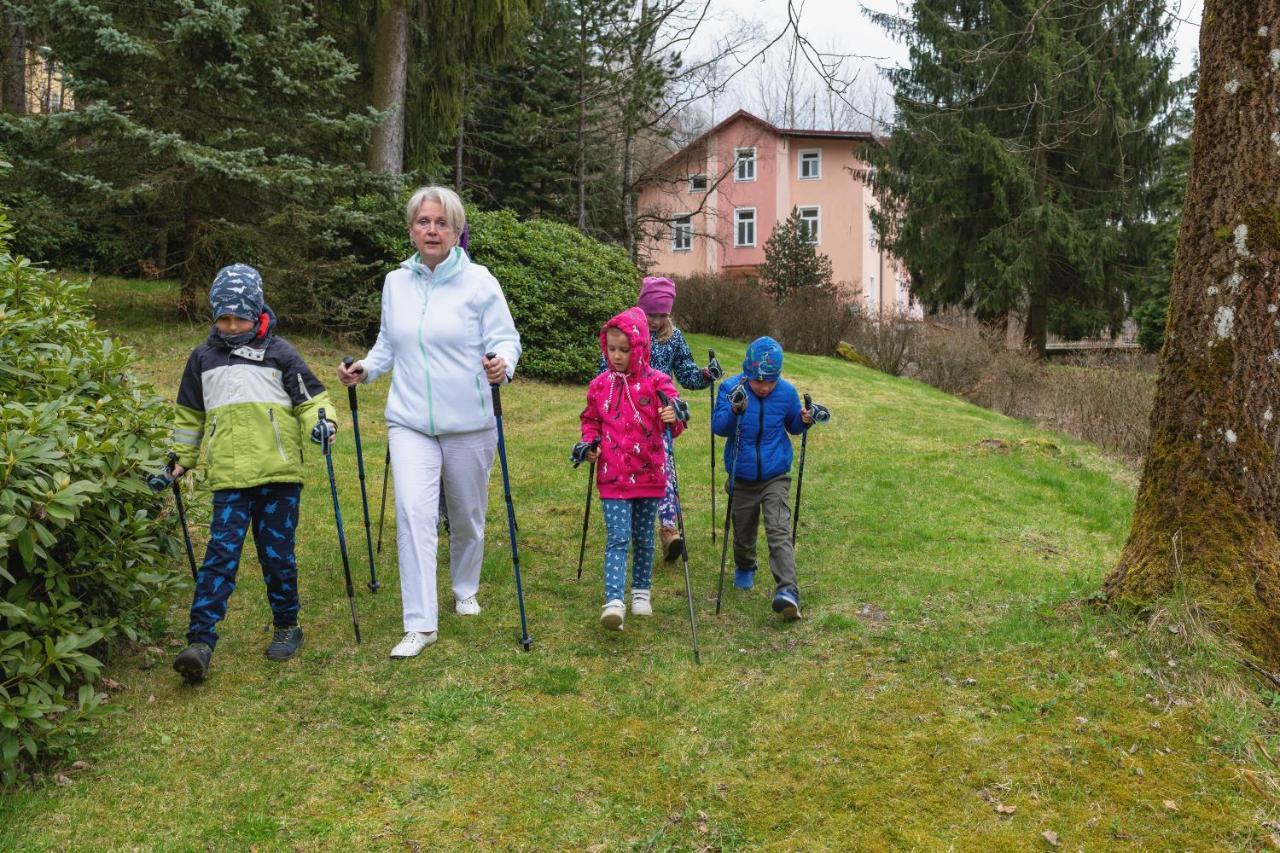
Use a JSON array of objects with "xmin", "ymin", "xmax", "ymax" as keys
[{"xmin": 654, "ymin": 109, "xmax": 877, "ymax": 172}]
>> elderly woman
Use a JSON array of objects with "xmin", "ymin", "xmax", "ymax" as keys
[{"xmin": 338, "ymin": 186, "xmax": 521, "ymax": 658}]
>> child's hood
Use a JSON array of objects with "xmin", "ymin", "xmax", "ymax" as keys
[{"xmin": 599, "ymin": 306, "xmax": 651, "ymax": 378}]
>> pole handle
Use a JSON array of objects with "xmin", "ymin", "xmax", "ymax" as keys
[
  {"xmin": 484, "ymin": 351, "xmax": 503, "ymax": 415},
  {"xmin": 318, "ymin": 407, "xmax": 331, "ymax": 456},
  {"xmin": 343, "ymin": 357, "xmax": 358, "ymax": 412}
]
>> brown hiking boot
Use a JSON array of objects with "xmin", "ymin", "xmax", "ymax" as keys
[{"xmin": 660, "ymin": 525, "xmax": 683, "ymax": 562}]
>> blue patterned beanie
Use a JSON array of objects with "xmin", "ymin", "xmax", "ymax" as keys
[
  {"xmin": 743, "ymin": 336, "xmax": 784, "ymax": 381},
  {"xmin": 209, "ymin": 264, "xmax": 265, "ymax": 321}
]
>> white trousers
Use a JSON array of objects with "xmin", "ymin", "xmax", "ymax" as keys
[{"xmin": 389, "ymin": 424, "xmax": 497, "ymax": 633}]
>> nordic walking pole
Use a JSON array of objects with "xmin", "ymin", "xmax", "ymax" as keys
[
  {"xmin": 715, "ymin": 383, "xmax": 747, "ymax": 615},
  {"xmin": 152, "ymin": 452, "xmax": 198, "ymax": 580},
  {"xmin": 792, "ymin": 393, "xmax": 812, "ymax": 546},
  {"xmin": 574, "ymin": 437, "xmax": 601, "ymax": 581},
  {"xmin": 487, "ymin": 351, "xmax": 533, "ymax": 651},
  {"xmin": 343, "ymin": 357, "xmax": 380, "ymax": 593},
  {"xmin": 709, "ymin": 349, "xmax": 716, "ymax": 545},
  {"xmin": 659, "ymin": 391, "xmax": 701, "ymax": 664},
  {"xmin": 375, "ymin": 447, "xmax": 390, "ymax": 555},
  {"xmin": 319, "ymin": 408, "xmax": 361, "ymax": 644}
]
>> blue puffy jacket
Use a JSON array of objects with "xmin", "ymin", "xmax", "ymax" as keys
[{"xmin": 711, "ymin": 374, "xmax": 807, "ymax": 481}]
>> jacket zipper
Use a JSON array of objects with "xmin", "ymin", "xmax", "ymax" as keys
[
  {"xmin": 268, "ymin": 408, "xmax": 287, "ymax": 463},
  {"xmin": 755, "ymin": 399, "xmax": 764, "ymax": 480},
  {"xmin": 207, "ymin": 416, "xmax": 218, "ymax": 467},
  {"xmin": 416, "ymin": 280, "xmax": 438, "ymax": 434}
]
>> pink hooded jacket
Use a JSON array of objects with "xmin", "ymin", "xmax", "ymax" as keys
[{"xmin": 581, "ymin": 307, "xmax": 684, "ymax": 500}]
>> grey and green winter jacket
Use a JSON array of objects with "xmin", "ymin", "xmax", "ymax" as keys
[{"xmin": 173, "ymin": 319, "xmax": 335, "ymax": 491}]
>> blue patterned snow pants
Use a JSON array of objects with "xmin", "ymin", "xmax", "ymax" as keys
[
  {"xmin": 600, "ymin": 497, "xmax": 659, "ymax": 603},
  {"xmin": 186, "ymin": 483, "xmax": 302, "ymax": 648}
]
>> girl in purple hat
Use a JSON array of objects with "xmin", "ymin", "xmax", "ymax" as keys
[{"xmin": 632, "ymin": 276, "xmax": 722, "ymax": 561}]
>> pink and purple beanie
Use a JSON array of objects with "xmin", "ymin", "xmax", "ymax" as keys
[{"xmin": 637, "ymin": 276, "xmax": 676, "ymax": 315}]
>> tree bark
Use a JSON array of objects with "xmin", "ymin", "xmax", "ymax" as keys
[
  {"xmin": 2, "ymin": 12, "xmax": 26, "ymax": 115},
  {"xmin": 178, "ymin": 197, "xmax": 200, "ymax": 318},
  {"xmin": 368, "ymin": 0, "xmax": 410, "ymax": 175},
  {"xmin": 575, "ymin": 8, "xmax": 588, "ymax": 234},
  {"xmin": 454, "ymin": 77, "xmax": 465, "ymax": 191},
  {"xmin": 1105, "ymin": 0, "xmax": 1280, "ymax": 665}
]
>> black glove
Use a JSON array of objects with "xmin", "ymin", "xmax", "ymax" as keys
[
  {"xmin": 810, "ymin": 402, "xmax": 831, "ymax": 424},
  {"xmin": 570, "ymin": 439, "xmax": 599, "ymax": 468},
  {"xmin": 671, "ymin": 397, "xmax": 691, "ymax": 423},
  {"xmin": 729, "ymin": 384, "xmax": 748, "ymax": 415},
  {"xmin": 310, "ymin": 419, "xmax": 337, "ymax": 446},
  {"xmin": 704, "ymin": 356, "xmax": 723, "ymax": 382}
]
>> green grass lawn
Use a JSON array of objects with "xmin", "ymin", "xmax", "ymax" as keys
[{"xmin": 2, "ymin": 275, "xmax": 1276, "ymax": 848}]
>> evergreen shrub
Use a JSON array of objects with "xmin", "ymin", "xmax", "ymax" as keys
[{"xmin": 0, "ymin": 211, "xmax": 180, "ymax": 785}]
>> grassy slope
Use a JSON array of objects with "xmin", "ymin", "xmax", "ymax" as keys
[{"xmin": 1, "ymin": 276, "xmax": 1273, "ymax": 848}]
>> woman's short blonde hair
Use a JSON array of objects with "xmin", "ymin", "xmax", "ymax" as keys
[{"xmin": 404, "ymin": 185, "xmax": 466, "ymax": 232}]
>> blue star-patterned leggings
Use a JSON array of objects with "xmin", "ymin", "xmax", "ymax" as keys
[
  {"xmin": 187, "ymin": 483, "xmax": 302, "ymax": 648},
  {"xmin": 600, "ymin": 497, "xmax": 659, "ymax": 603}
]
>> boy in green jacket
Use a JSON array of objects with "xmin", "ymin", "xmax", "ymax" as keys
[{"xmin": 170, "ymin": 264, "xmax": 336, "ymax": 683}]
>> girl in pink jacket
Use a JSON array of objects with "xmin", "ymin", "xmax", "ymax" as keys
[{"xmin": 581, "ymin": 307, "xmax": 685, "ymax": 630}]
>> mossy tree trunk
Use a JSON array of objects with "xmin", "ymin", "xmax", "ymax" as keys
[
  {"xmin": 367, "ymin": 0, "xmax": 409, "ymax": 175},
  {"xmin": 1106, "ymin": 0, "xmax": 1280, "ymax": 664}
]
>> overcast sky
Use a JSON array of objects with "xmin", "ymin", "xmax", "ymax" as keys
[{"xmin": 686, "ymin": 0, "xmax": 1204, "ymax": 125}]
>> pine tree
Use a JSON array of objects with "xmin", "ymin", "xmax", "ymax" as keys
[
  {"xmin": 1106, "ymin": 0, "xmax": 1280, "ymax": 665},
  {"xmin": 868, "ymin": 0, "xmax": 1182, "ymax": 353},
  {"xmin": 757, "ymin": 208, "xmax": 834, "ymax": 304},
  {"xmin": 1, "ymin": 0, "xmax": 383, "ymax": 312},
  {"xmin": 360, "ymin": 0, "xmax": 534, "ymax": 175},
  {"xmin": 1130, "ymin": 70, "xmax": 1196, "ymax": 353}
]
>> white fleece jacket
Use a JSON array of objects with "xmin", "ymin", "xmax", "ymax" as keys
[{"xmin": 360, "ymin": 250, "xmax": 522, "ymax": 436}]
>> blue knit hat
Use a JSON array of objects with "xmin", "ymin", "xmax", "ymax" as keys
[
  {"xmin": 209, "ymin": 264, "xmax": 265, "ymax": 321},
  {"xmin": 743, "ymin": 336, "xmax": 784, "ymax": 381}
]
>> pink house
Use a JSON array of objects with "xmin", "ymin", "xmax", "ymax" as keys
[{"xmin": 638, "ymin": 109, "xmax": 913, "ymax": 314}]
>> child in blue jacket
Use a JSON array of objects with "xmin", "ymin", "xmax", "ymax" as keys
[{"xmin": 712, "ymin": 337, "xmax": 813, "ymax": 619}]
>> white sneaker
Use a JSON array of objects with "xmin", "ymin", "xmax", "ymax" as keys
[
  {"xmin": 631, "ymin": 589, "xmax": 653, "ymax": 617},
  {"xmin": 455, "ymin": 595, "xmax": 481, "ymax": 616},
  {"xmin": 389, "ymin": 630, "xmax": 436, "ymax": 658},
  {"xmin": 600, "ymin": 599, "xmax": 625, "ymax": 631}
]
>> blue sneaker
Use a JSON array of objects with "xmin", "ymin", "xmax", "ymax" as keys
[
  {"xmin": 734, "ymin": 565, "xmax": 756, "ymax": 590},
  {"xmin": 772, "ymin": 587, "xmax": 801, "ymax": 620}
]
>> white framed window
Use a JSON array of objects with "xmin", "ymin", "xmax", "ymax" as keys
[
  {"xmin": 798, "ymin": 149, "xmax": 821, "ymax": 180},
  {"xmin": 735, "ymin": 148, "xmax": 756, "ymax": 182},
  {"xmin": 672, "ymin": 214, "xmax": 692, "ymax": 251},
  {"xmin": 734, "ymin": 208, "xmax": 756, "ymax": 247},
  {"xmin": 797, "ymin": 206, "xmax": 820, "ymax": 244},
  {"xmin": 688, "ymin": 174, "xmax": 708, "ymax": 193}
]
